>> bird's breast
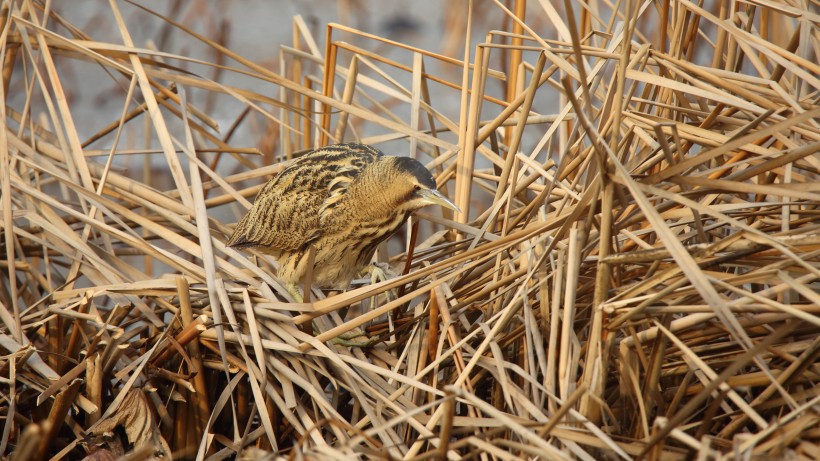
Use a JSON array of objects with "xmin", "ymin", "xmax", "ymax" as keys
[
  {"xmin": 306, "ymin": 209, "xmax": 411, "ymax": 288},
  {"xmin": 350, "ymin": 210, "xmax": 412, "ymax": 257},
  {"xmin": 351, "ymin": 209, "xmax": 411, "ymax": 244}
]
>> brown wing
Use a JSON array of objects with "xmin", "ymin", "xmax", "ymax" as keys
[{"xmin": 226, "ymin": 143, "xmax": 382, "ymax": 251}]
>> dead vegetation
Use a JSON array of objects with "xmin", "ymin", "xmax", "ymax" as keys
[{"xmin": 1, "ymin": 0, "xmax": 819, "ymax": 460}]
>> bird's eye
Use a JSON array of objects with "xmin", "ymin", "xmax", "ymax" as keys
[{"xmin": 413, "ymin": 184, "xmax": 421, "ymax": 191}]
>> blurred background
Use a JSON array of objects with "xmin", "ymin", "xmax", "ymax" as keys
[{"xmin": 14, "ymin": 0, "xmax": 569, "ymax": 262}]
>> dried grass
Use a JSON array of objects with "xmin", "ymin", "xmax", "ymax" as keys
[{"xmin": 1, "ymin": 0, "xmax": 819, "ymax": 460}]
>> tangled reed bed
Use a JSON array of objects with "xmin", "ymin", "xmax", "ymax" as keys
[{"xmin": 1, "ymin": 0, "xmax": 819, "ymax": 459}]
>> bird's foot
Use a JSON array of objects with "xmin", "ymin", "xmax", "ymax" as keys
[
  {"xmin": 361, "ymin": 262, "xmax": 397, "ymax": 283},
  {"xmin": 361, "ymin": 262, "xmax": 398, "ymax": 302},
  {"xmin": 330, "ymin": 327, "xmax": 375, "ymax": 347},
  {"xmin": 284, "ymin": 282, "xmax": 303, "ymax": 303}
]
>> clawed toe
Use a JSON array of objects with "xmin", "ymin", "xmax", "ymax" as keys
[
  {"xmin": 361, "ymin": 262, "xmax": 397, "ymax": 284},
  {"xmin": 330, "ymin": 327, "xmax": 375, "ymax": 347}
]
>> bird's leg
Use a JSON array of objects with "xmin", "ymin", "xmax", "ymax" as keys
[
  {"xmin": 320, "ymin": 263, "xmax": 396, "ymax": 348},
  {"xmin": 292, "ymin": 286, "xmax": 372, "ymax": 347},
  {"xmin": 284, "ymin": 282, "xmax": 303, "ymax": 303},
  {"xmin": 333, "ymin": 301, "xmax": 372, "ymax": 347}
]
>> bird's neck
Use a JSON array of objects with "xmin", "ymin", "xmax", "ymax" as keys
[{"xmin": 348, "ymin": 166, "xmax": 406, "ymax": 218}]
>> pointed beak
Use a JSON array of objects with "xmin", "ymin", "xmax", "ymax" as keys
[{"xmin": 418, "ymin": 188, "xmax": 461, "ymax": 213}]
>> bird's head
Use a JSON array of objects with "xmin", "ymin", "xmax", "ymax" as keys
[{"xmin": 390, "ymin": 156, "xmax": 460, "ymax": 213}]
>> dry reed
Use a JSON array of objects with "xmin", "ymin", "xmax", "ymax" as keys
[{"xmin": 1, "ymin": 0, "xmax": 818, "ymax": 460}]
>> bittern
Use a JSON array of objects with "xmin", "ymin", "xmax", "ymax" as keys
[{"xmin": 227, "ymin": 143, "xmax": 459, "ymax": 301}]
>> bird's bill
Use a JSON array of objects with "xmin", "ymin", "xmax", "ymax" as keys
[{"xmin": 418, "ymin": 188, "xmax": 461, "ymax": 213}]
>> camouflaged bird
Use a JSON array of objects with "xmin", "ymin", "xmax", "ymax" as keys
[{"xmin": 226, "ymin": 143, "xmax": 458, "ymax": 300}]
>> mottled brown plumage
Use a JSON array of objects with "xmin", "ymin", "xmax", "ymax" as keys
[{"xmin": 227, "ymin": 143, "xmax": 458, "ymax": 294}]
